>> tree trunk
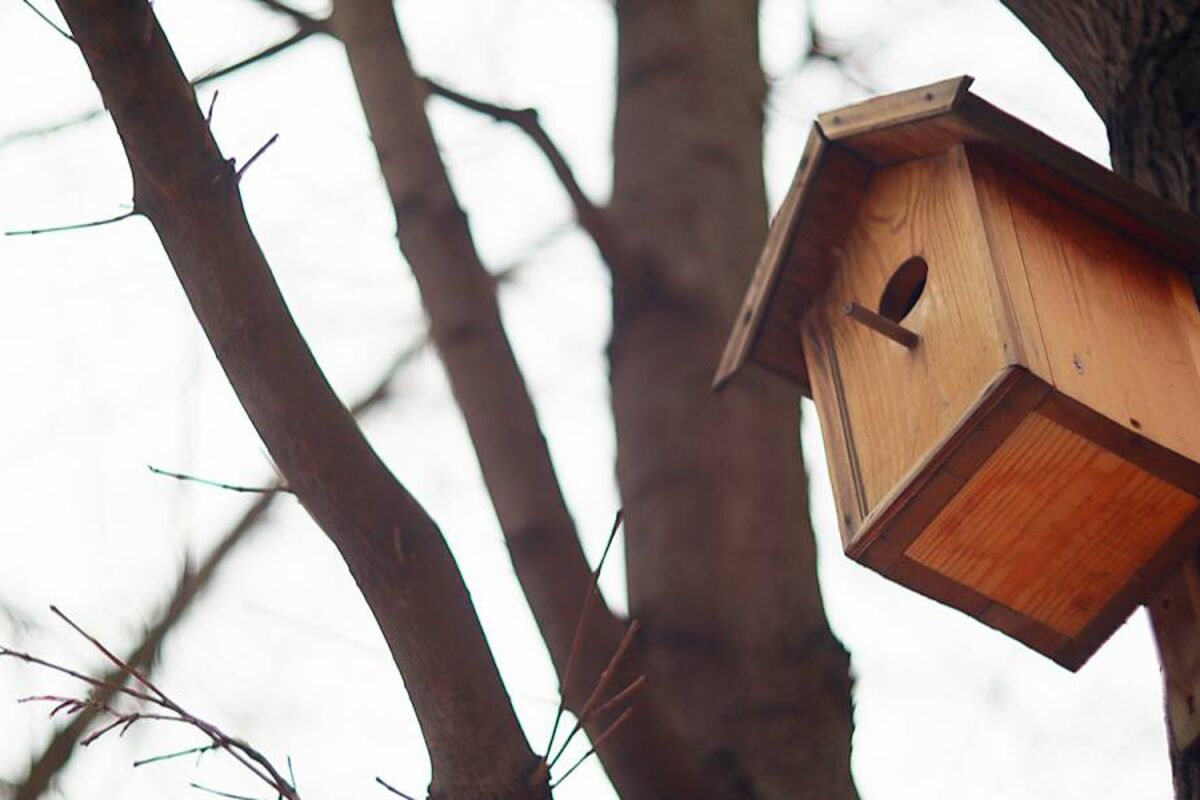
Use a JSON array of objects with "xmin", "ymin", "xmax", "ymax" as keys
[
  {"xmin": 608, "ymin": 3, "xmax": 857, "ymax": 798},
  {"xmin": 50, "ymin": 3, "xmax": 544, "ymax": 798},
  {"xmin": 329, "ymin": 2, "xmax": 706, "ymax": 797},
  {"xmin": 998, "ymin": 2, "xmax": 1200, "ymax": 797}
]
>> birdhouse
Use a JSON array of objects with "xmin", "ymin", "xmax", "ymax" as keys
[{"xmin": 715, "ymin": 76, "xmax": 1200, "ymax": 670}]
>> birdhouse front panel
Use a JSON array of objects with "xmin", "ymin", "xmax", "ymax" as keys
[
  {"xmin": 715, "ymin": 77, "xmax": 1200, "ymax": 669},
  {"xmin": 810, "ymin": 146, "xmax": 1011, "ymax": 526}
]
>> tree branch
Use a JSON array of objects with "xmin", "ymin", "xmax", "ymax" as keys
[
  {"xmin": 329, "ymin": 1, "xmax": 704, "ymax": 797},
  {"xmin": 1, "ymin": 24, "xmax": 320, "ymax": 150},
  {"xmin": 47, "ymin": 3, "xmax": 542, "ymax": 798},
  {"xmin": 15, "ymin": 335, "xmax": 423, "ymax": 800},
  {"xmin": 423, "ymin": 79, "xmax": 631, "ymax": 280}
]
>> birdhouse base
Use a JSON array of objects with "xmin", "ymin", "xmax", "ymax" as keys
[{"xmin": 845, "ymin": 367, "xmax": 1200, "ymax": 670}]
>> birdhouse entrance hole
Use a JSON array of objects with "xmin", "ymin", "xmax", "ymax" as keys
[{"xmin": 879, "ymin": 255, "xmax": 928, "ymax": 323}]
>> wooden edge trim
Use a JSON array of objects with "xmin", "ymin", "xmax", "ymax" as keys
[
  {"xmin": 817, "ymin": 75, "xmax": 974, "ymax": 142},
  {"xmin": 887, "ymin": 555, "xmax": 1075, "ymax": 664},
  {"xmin": 846, "ymin": 376, "xmax": 1200, "ymax": 671},
  {"xmin": 712, "ymin": 128, "xmax": 827, "ymax": 392},
  {"xmin": 1037, "ymin": 390, "xmax": 1200, "ymax": 497},
  {"xmin": 1059, "ymin": 508, "xmax": 1200, "ymax": 672},
  {"xmin": 845, "ymin": 365, "xmax": 1049, "ymax": 560}
]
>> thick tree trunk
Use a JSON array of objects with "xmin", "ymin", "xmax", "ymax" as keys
[
  {"xmin": 608, "ymin": 3, "xmax": 857, "ymax": 798},
  {"xmin": 330, "ymin": 2, "xmax": 706, "ymax": 797},
  {"xmin": 999, "ymin": 2, "xmax": 1200, "ymax": 797},
  {"xmin": 50, "ymin": 3, "xmax": 544, "ymax": 798}
]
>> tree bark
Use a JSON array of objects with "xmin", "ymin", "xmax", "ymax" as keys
[
  {"xmin": 329, "ymin": 2, "xmax": 707, "ymax": 797},
  {"xmin": 999, "ymin": 2, "xmax": 1200, "ymax": 797},
  {"xmin": 50, "ymin": 3, "xmax": 543, "ymax": 798},
  {"xmin": 608, "ymin": 3, "xmax": 857, "ymax": 798}
]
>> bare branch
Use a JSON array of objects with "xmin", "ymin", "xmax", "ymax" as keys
[
  {"xmin": 4, "ymin": 611, "xmax": 300, "ymax": 800},
  {"xmin": 424, "ymin": 78, "xmax": 631, "ymax": 281},
  {"xmin": 6, "ymin": 210, "xmax": 136, "ymax": 237},
  {"xmin": 543, "ymin": 510, "xmax": 622, "ymax": 758},
  {"xmin": 147, "ymin": 465, "xmax": 290, "ymax": 495},
  {"xmin": 550, "ymin": 708, "xmax": 635, "ymax": 790},
  {"xmin": 19, "ymin": 0, "xmax": 75, "ymax": 43},
  {"xmin": 14, "ymin": 339, "xmax": 424, "ymax": 800},
  {"xmin": 235, "ymin": 133, "xmax": 280, "ymax": 181},
  {"xmin": 331, "ymin": 1, "xmax": 702, "ymax": 794},
  {"xmin": 375, "ymin": 777, "xmax": 417, "ymax": 800},
  {"xmin": 48, "ymin": 3, "xmax": 542, "ymax": 795},
  {"xmin": 1, "ymin": 24, "xmax": 321, "ymax": 151}
]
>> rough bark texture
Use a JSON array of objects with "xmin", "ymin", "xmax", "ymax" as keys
[
  {"xmin": 50, "ymin": 3, "xmax": 543, "ymax": 798},
  {"xmin": 608, "ymin": 3, "xmax": 857, "ymax": 798},
  {"xmin": 330, "ymin": 1, "xmax": 707, "ymax": 797},
  {"xmin": 1000, "ymin": 1, "xmax": 1200, "ymax": 797}
]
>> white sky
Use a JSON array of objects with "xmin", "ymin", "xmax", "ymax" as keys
[{"xmin": 0, "ymin": 1, "xmax": 1170, "ymax": 799}]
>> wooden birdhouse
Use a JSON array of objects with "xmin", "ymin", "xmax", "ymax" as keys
[{"xmin": 715, "ymin": 76, "xmax": 1200, "ymax": 670}]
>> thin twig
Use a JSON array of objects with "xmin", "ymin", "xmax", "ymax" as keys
[
  {"xmin": 550, "ymin": 707, "xmax": 635, "ymax": 789},
  {"xmin": 593, "ymin": 674, "xmax": 647, "ymax": 718},
  {"xmin": 134, "ymin": 744, "xmax": 220, "ymax": 768},
  {"xmin": 250, "ymin": 0, "xmax": 324, "ymax": 28},
  {"xmin": 236, "ymin": 133, "xmax": 280, "ymax": 180},
  {"xmin": 547, "ymin": 619, "xmax": 641, "ymax": 771},
  {"xmin": 147, "ymin": 465, "xmax": 292, "ymax": 495},
  {"xmin": 190, "ymin": 783, "xmax": 263, "ymax": 800},
  {"xmin": 5, "ymin": 210, "xmax": 136, "ymax": 237},
  {"xmin": 1, "ymin": 26, "xmax": 320, "ymax": 151},
  {"xmin": 205, "ymin": 91, "xmax": 220, "ymax": 125},
  {"xmin": 6, "ymin": 607, "xmax": 300, "ymax": 799},
  {"xmin": 19, "ymin": 0, "xmax": 75, "ymax": 42},
  {"xmin": 542, "ymin": 509, "xmax": 623, "ymax": 758},
  {"xmin": 375, "ymin": 776, "xmax": 416, "ymax": 799}
]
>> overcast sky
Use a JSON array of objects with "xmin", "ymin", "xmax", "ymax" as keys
[{"xmin": 0, "ymin": 1, "xmax": 1170, "ymax": 799}]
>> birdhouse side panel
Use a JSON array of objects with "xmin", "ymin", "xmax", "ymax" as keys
[
  {"xmin": 819, "ymin": 146, "xmax": 1012, "ymax": 520},
  {"xmin": 989, "ymin": 165, "xmax": 1200, "ymax": 465}
]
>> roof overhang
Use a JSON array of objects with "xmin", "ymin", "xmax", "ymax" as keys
[{"xmin": 713, "ymin": 75, "xmax": 1200, "ymax": 395}]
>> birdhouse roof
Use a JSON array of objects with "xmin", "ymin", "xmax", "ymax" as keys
[{"xmin": 714, "ymin": 75, "xmax": 1200, "ymax": 395}]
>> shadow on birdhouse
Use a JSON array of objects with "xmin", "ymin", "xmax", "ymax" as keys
[{"xmin": 715, "ymin": 76, "xmax": 1200, "ymax": 670}]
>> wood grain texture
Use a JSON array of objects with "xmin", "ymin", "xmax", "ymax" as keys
[
  {"xmin": 713, "ymin": 133, "xmax": 872, "ymax": 393},
  {"xmin": 817, "ymin": 75, "xmax": 973, "ymax": 142},
  {"xmin": 846, "ymin": 367, "xmax": 1049, "ymax": 564},
  {"xmin": 908, "ymin": 411, "xmax": 1199, "ymax": 636},
  {"xmin": 717, "ymin": 78, "xmax": 1200, "ymax": 401},
  {"xmin": 1002, "ymin": 168, "xmax": 1200, "ymax": 465},
  {"xmin": 966, "ymin": 150, "xmax": 1053, "ymax": 379},
  {"xmin": 822, "ymin": 146, "xmax": 1011, "ymax": 510}
]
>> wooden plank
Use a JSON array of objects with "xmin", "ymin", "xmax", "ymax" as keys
[
  {"xmin": 713, "ymin": 130, "xmax": 823, "ymax": 391},
  {"xmin": 907, "ymin": 410, "xmax": 1199, "ymax": 638},
  {"xmin": 713, "ymin": 131, "xmax": 873, "ymax": 394},
  {"xmin": 803, "ymin": 306, "xmax": 868, "ymax": 546},
  {"xmin": 847, "ymin": 366, "xmax": 1047, "ymax": 560},
  {"xmin": 822, "ymin": 146, "xmax": 1012, "ymax": 510},
  {"xmin": 965, "ymin": 148, "xmax": 1052, "ymax": 380},
  {"xmin": 715, "ymin": 78, "xmax": 1199, "ymax": 398},
  {"xmin": 1039, "ymin": 390, "xmax": 1200, "ymax": 498},
  {"xmin": 818, "ymin": 75, "xmax": 974, "ymax": 142},
  {"xmin": 820, "ymin": 81, "xmax": 1200, "ymax": 262},
  {"xmin": 1003, "ymin": 168, "xmax": 1200, "ymax": 466},
  {"xmin": 956, "ymin": 95, "xmax": 1200, "ymax": 262}
]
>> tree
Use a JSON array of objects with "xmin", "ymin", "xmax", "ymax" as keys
[
  {"xmin": 12, "ymin": 1, "xmax": 853, "ymax": 799},
  {"xmin": 1, "ymin": 1, "xmax": 1195, "ymax": 799}
]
